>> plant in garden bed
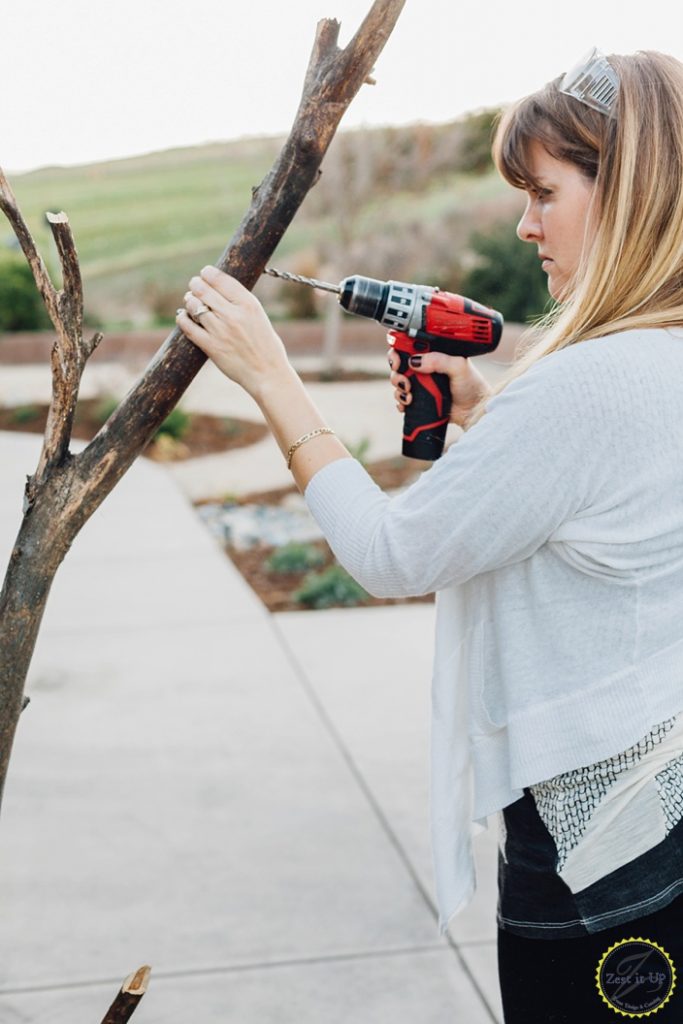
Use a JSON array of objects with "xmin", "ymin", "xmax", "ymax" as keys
[
  {"xmin": 224, "ymin": 536, "xmax": 434, "ymax": 613},
  {"xmin": 10, "ymin": 404, "xmax": 41, "ymax": 425},
  {"xmin": 293, "ymin": 564, "xmax": 369, "ymax": 609},
  {"xmin": 0, "ymin": 397, "xmax": 267, "ymax": 460},
  {"xmin": 266, "ymin": 542, "xmax": 326, "ymax": 574}
]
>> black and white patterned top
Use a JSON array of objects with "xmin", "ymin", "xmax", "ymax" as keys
[{"xmin": 496, "ymin": 712, "xmax": 683, "ymax": 938}]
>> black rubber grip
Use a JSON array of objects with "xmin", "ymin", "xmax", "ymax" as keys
[{"xmin": 396, "ymin": 350, "xmax": 451, "ymax": 460}]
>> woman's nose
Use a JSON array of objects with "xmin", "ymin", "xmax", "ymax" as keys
[{"xmin": 516, "ymin": 201, "xmax": 542, "ymax": 243}]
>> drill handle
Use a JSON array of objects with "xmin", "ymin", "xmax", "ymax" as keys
[{"xmin": 393, "ymin": 337, "xmax": 452, "ymax": 460}]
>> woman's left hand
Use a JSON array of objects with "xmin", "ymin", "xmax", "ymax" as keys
[{"xmin": 177, "ymin": 266, "xmax": 291, "ymax": 400}]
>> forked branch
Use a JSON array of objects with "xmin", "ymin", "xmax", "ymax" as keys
[{"xmin": 0, "ymin": 0, "xmax": 406, "ymax": 812}]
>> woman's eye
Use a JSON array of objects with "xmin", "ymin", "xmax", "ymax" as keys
[{"xmin": 535, "ymin": 188, "xmax": 552, "ymax": 200}]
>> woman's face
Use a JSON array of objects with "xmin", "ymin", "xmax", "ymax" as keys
[{"xmin": 516, "ymin": 139, "xmax": 596, "ymax": 301}]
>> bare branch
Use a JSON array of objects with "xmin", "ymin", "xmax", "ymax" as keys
[
  {"xmin": 337, "ymin": 0, "xmax": 406, "ymax": 102},
  {"xmin": 100, "ymin": 965, "xmax": 151, "ymax": 1024},
  {"xmin": 85, "ymin": 330, "xmax": 104, "ymax": 358},
  {"xmin": 0, "ymin": 169, "xmax": 59, "ymax": 322},
  {"xmin": 33, "ymin": 212, "xmax": 90, "ymax": 476},
  {"xmin": 303, "ymin": 18, "xmax": 342, "ymax": 96},
  {"xmin": 46, "ymin": 211, "xmax": 84, "ymax": 335}
]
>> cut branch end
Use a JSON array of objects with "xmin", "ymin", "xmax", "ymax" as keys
[
  {"xmin": 100, "ymin": 965, "xmax": 151, "ymax": 1024},
  {"xmin": 123, "ymin": 965, "xmax": 151, "ymax": 995}
]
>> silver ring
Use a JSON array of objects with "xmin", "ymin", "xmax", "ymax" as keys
[{"xmin": 192, "ymin": 303, "xmax": 212, "ymax": 319}]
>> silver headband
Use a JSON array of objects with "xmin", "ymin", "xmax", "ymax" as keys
[{"xmin": 560, "ymin": 47, "xmax": 619, "ymax": 117}]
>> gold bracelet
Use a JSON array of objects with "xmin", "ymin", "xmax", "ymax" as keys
[{"xmin": 286, "ymin": 427, "xmax": 335, "ymax": 470}]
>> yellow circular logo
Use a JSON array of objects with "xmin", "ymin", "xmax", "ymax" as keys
[{"xmin": 595, "ymin": 937, "xmax": 677, "ymax": 1017}]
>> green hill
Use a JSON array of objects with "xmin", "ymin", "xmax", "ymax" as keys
[{"xmin": 5, "ymin": 119, "xmax": 524, "ymax": 329}]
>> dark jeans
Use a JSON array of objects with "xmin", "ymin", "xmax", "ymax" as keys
[{"xmin": 497, "ymin": 889, "xmax": 683, "ymax": 1023}]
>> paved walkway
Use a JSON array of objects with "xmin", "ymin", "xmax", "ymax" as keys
[{"xmin": 0, "ymin": 355, "xmax": 507, "ymax": 1023}]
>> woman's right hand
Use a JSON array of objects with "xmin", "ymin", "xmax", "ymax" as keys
[{"xmin": 388, "ymin": 347, "xmax": 493, "ymax": 429}]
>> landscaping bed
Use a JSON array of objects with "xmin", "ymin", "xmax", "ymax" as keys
[
  {"xmin": 227, "ymin": 538, "xmax": 435, "ymax": 613},
  {"xmin": 199, "ymin": 454, "xmax": 435, "ymax": 613},
  {"xmin": 2, "ymin": 391, "xmax": 436, "ymax": 612},
  {"xmin": 0, "ymin": 398, "xmax": 267, "ymax": 461}
]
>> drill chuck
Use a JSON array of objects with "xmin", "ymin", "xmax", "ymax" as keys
[{"xmin": 339, "ymin": 276, "xmax": 433, "ymax": 335}]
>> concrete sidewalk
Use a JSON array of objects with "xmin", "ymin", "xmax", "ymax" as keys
[{"xmin": 0, "ymin": 430, "xmax": 503, "ymax": 1023}]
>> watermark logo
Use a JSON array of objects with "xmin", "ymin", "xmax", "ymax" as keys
[{"xmin": 595, "ymin": 937, "xmax": 677, "ymax": 1017}]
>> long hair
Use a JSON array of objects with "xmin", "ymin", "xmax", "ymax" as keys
[{"xmin": 466, "ymin": 50, "xmax": 683, "ymax": 429}]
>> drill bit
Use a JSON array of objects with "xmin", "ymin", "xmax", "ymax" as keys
[{"xmin": 263, "ymin": 266, "xmax": 341, "ymax": 295}]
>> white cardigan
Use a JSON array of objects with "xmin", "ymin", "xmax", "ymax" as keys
[{"xmin": 303, "ymin": 327, "xmax": 683, "ymax": 933}]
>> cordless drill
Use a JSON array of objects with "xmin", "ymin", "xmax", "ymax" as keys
[{"xmin": 264, "ymin": 269, "xmax": 504, "ymax": 460}]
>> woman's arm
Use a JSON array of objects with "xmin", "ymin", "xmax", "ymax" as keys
[
  {"xmin": 177, "ymin": 267, "xmax": 595, "ymax": 599},
  {"xmin": 177, "ymin": 266, "xmax": 351, "ymax": 491}
]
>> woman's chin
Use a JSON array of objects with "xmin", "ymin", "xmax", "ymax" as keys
[{"xmin": 547, "ymin": 275, "xmax": 568, "ymax": 302}]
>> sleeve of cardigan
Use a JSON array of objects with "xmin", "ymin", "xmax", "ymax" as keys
[{"xmin": 303, "ymin": 348, "xmax": 607, "ymax": 597}]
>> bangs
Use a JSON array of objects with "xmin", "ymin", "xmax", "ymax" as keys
[{"xmin": 493, "ymin": 84, "xmax": 601, "ymax": 190}]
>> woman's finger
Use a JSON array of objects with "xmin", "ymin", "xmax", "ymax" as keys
[
  {"xmin": 176, "ymin": 308, "xmax": 212, "ymax": 352},
  {"xmin": 387, "ymin": 343, "xmax": 401, "ymax": 373},
  {"xmin": 187, "ymin": 278, "xmax": 237, "ymax": 321},
  {"xmin": 390, "ymin": 370, "xmax": 410, "ymax": 391},
  {"xmin": 183, "ymin": 293, "xmax": 221, "ymax": 328},
  {"xmin": 198, "ymin": 265, "xmax": 253, "ymax": 304}
]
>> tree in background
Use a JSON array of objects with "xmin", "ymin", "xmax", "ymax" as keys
[
  {"xmin": 0, "ymin": 252, "xmax": 50, "ymax": 331},
  {"xmin": 457, "ymin": 108, "xmax": 500, "ymax": 175},
  {"xmin": 461, "ymin": 218, "xmax": 553, "ymax": 323}
]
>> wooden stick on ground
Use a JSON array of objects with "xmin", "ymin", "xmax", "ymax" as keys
[{"xmin": 100, "ymin": 965, "xmax": 151, "ymax": 1024}]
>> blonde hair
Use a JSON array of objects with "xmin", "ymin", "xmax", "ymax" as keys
[{"xmin": 466, "ymin": 50, "xmax": 683, "ymax": 429}]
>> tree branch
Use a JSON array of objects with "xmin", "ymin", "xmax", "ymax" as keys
[
  {"xmin": 30, "ymin": 211, "xmax": 92, "ymax": 479},
  {"xmin": 0, "ymin": 0, "xmax": 406, "ymax": 810},
  {"xmin": 303, "ymin": 18, "xmax": 342, "ymax": 97},
  {"xmin": 71, "ymin": 0, "xmax": 406, "ymax": 513},
  {"xmin": 0, "ymin": 169, "xmax": 59, "ymax": 322}
]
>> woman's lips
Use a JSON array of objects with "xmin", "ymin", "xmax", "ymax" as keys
[{"xmin": 541, "ymin": 259, "xmax": 554, "ymax": 271}]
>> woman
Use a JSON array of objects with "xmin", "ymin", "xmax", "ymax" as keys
[{"xmin": 178, "ymin": 48, "xmax": 683, "ymax": 1022}]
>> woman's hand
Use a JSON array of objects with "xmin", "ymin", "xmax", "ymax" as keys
[
  {"xmin": 388, "ymin": 347, "xmax": 493, "ymax": 429},
  {"xmin": 176, "ymin": 266, "xmax": 292, "ymax": 400}
]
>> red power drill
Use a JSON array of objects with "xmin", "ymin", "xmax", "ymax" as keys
[{"xmin": 264, "ymin": 269, "xmax": 504, "ymax": 460}]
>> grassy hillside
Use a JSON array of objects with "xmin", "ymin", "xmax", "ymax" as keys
[{"xmin": 5, "ymin": 123, "xmax": 524, "ymax": 329}]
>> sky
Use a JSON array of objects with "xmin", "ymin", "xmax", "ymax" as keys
[{"xmin": 4, "ymin": 0, "xmax": 683, "ymax": 174}]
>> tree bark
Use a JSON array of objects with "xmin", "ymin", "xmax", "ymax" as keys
[{"xmin": 0, "ymin": 0, "xmax": 406, "ymax": 808}]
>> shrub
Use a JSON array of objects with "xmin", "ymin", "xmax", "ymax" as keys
[
  {"xmin": 266, "ymin": 542, "xmax": 326, "ymax": 575},
  {"xmin": 154, "ymin": 407, "xmax": 190, "ymax": 441},
  {"xmin": 222, "ymin": 417, "xmax": 241, "ymax": 438},
  {"xmin": 277, "ymin": 255, "xmax": 321, "ymax": 320},
  {"xmin": 461, "ymin": 220, "xmax": 553, "ymax": 324},
  {"xmin": 0, "ymin": 253, "xmax": 50, "ymax": 331},
  {"xmin": 11, "ymin": 404, "xmax": 41, "ymax": 424},
  {"xmin": 294, "ymin": 564, "xmax": 368, "ymax": 609},
  {"xmin": 94, "ymin": 395, "xmax": 120, "ymax": 425},
  {"xmin": 457, "ymin": 109, "xmax": 501, "ymax": 175},
  {"xmin": 344, "ymin": 436, "xmax": 371, "ymax": 467}
]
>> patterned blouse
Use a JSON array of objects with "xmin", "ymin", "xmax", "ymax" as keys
[{"xmin": 496, "ymin": 712, "xmax": 683, "ymax": 938}]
